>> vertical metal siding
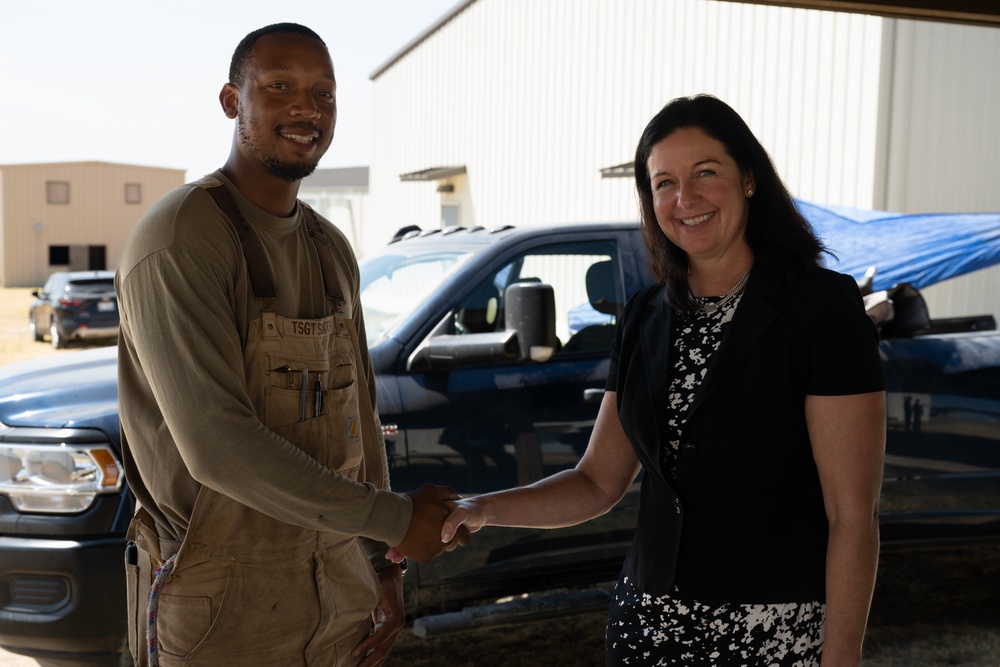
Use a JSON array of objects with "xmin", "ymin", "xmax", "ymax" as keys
[
  {"xmin": 370, "ymin": 0, "xmax": 884, "ymax": 258},
  {"xmin": 882, "ymin": 20, "xmax": 1000, "ymax": 319},
  {"xmin": 919, "ymin": 265, "xmax": 1000, "ymax": 321},
  {"xmin": 371, "ymin": 0, "xmax": 1000, "ymax": 324},
  {"xmin": 884, "ymin": 20, "xmax": 1000, "ymax": 213}
]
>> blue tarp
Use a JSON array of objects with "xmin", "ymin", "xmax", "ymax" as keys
[{"xmin": 796, "ymin": 200, "xmax": 1000, "ymax": 291}]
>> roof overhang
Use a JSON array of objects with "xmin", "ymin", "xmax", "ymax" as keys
[
  {"xmin": 600, "ymin": 162, "xmax": 635, "ymax": 179},
  {"xmin": 399, "ymin": 166, "xmax": 467, "ymax": 182},
  {"xmin": 712, "ymin": 0, "xmax": 1000, "ymax": 28}
]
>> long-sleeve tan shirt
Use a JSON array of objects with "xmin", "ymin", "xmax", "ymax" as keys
[{"xmin": 116, "ymin": 171, "xmax": 411, "ymax": 560}]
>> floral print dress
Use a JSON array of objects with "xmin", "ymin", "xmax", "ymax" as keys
[{"xmin": 605, "ymin": 292, "xmax": 826, "ymax": 666}]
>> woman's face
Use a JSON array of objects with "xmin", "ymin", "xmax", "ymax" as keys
[{"xmin": 647, "ymin": 127, "xmax": 754, "ymax": 267}]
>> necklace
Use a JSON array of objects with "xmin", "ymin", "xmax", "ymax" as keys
[{"xmin": 692, "ymin": 262, "xmax": 753, "ymax": 315}]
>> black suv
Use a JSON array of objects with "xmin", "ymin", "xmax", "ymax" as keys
[{"xmin": 29, "ymin": 271, "xmax": 119, "ymax": 349}]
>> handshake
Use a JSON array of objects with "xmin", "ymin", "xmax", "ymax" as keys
[{"xmin": 387, "ymin": 484, "xmax": 482, "ymax": 563}]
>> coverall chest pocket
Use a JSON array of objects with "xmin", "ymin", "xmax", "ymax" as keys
[{"xmin": 264, "ymin": 351, "xmax": 363, "ymax": 476}]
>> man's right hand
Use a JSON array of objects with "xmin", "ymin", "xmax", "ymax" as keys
[{"xmin": 393, "ymin": 484, "xmax": 470, "ymax": 562}]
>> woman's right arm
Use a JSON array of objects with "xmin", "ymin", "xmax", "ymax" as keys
[{"xmin": 441, "ymin": 391, "xmax": 641, "ymax": 542}]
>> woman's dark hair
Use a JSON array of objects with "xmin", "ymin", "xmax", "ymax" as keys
[{"xmin": 634, "ymin": 94, "xmax": 825, "ymax": 313}]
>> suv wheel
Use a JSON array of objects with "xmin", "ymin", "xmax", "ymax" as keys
[
  {"xmin": 30, "ymin": 314, "xmax": 44, "ymax": 342},
  {"xmin": 50, "ymin": 318, "xmax": 67, "ymax": 349}
]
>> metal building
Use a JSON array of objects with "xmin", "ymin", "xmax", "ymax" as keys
[
  {"xmin": 369, "ymin": 0, "xmax": 1000, "ymax": 319},
  {"xmin": 0, "ymin": 161, "xmax": 185, "ymax": 288}
]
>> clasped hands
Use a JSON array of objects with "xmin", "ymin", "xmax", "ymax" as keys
[{"xmin": 387, "ymin": 484, "xmax": 486, "ymax": 563}]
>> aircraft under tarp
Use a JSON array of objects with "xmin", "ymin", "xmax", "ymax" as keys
[{"xmin": 796, "ymin": 200, "xmax": 1000, "ymax": 291}]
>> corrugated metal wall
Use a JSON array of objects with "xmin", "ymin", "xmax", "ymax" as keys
[
  {"xmin": 372, "ymin": 1, "xmax": 1000, "ymax": 320},
  {"xmin": 369, "ymin": 0, "xmax": 884, "ymax": 255},
  {"xmin": 0, "ymin": 162, "xmax": 185, "ymax": 287},
  {"xmin": 880, "ymin": 20, "xmax": 1000, "ymax": 319},
  {"xmin": 881, "ymin": 21, "xmax": 1000, "ymax": 213}
]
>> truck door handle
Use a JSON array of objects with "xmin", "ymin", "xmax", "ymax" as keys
[{"xmin": 583, "ymin": 388, "xmax": 605, "ymax": 405}]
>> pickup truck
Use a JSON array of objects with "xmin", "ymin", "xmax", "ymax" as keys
[{"xmin": 2, "ymin": 221, "xmax": 999, "ymax": 665}]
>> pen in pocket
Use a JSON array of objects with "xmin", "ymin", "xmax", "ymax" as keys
[{"xmin": 314, "ymin": 373, "xmax": 323, "ymax": 417}]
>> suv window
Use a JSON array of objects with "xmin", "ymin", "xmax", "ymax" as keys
[
  {"xmin": 42, "ymin": 275, "xmax": 64, "ymax": 295},
  {"xmin": 67, "ymin": 278, "xmax": 115, "ymax": 294}
]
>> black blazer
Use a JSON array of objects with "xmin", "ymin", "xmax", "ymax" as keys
[{"xmin": 609, "ymin": 254, "xmax": 883, "ymax": 604}]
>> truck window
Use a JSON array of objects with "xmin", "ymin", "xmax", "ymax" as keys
[
  {"xmin": 360, "ymin": 250, "xmax": 472, "ymax": 344},
  {"xmin": 451, "ymin": 240, "xmax": 623, "ymax": 356}
]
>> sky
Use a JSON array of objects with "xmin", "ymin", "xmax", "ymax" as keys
[{"xmin": 0, "ymin": 0, "xmax": 460, "ymax": 180}]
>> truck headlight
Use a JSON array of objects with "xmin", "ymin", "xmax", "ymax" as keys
[{"xmin": 1, "ymin": 444, "xmax": 123, "ymax": 513}]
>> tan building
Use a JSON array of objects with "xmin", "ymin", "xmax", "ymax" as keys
[{"xmin": 0, "ymin": 161, "xmax": 185, "ymax": 287}]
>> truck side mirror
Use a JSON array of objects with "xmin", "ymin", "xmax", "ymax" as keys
[
  {"xmin": 406, "ymin": 281, "xmax": 558, "ymax": 371},
  {"xmin": 504, "ymin": 282, "xmax": 557, "ymax": 362}
]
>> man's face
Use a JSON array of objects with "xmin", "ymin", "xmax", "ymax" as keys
[{"xmin": 234, "ymin": 32, "xmax": 337, "ymax": 182}]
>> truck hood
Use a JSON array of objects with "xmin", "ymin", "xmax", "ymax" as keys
[{"xmin": 0, "ymin": 346, "xmax": 119, "ymax": 429}]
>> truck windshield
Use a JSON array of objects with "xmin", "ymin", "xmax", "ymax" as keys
[{"xmin": 359, "ymin": 250, "xmax": 472, "ymax": 344}]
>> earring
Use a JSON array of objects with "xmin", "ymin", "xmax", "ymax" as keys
[{"xmin": 746, "ymin": 189, "xmax": 754, "ymax": 197}]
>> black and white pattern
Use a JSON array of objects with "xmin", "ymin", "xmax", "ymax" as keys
[
  {"xmin": 607, "ymin": 576, "xmax": 825, "ymax": 666},
  {"xmin": 606, "ymin": 291, "xmax": 825, "ymax": 665},
  {"xmin": 661, "ymin": 293, "xmax": 742, "ymax": 479}
]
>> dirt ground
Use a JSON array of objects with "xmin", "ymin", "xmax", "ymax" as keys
[
  {"xmin": 1, "ymin": 287, "xmax": 999, "ymax": 665},
  {"xmin": 384, "ymin": 545, "xmax": 1000, "ymax": 666}
]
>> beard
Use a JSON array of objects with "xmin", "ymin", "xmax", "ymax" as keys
[
  {"xmin": 238, "ymin": 114, "xmax": 323, "ymax": 182},
  {"xmin": 262, "ymin": 156, "xmax": 319, "ymax": 182}
]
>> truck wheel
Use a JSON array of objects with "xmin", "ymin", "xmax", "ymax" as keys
[{"xmin": 50, "ymin": 319, "xmax": 67, "ymax": 349}]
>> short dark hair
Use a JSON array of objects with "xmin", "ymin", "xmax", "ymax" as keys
[
  {"xmin": 229, "ymin": 23, "xmax": 328, "ymax": 86},
  {"xmin": 633, "ymin": 94, "xmax": 825, "ymax": 313}
]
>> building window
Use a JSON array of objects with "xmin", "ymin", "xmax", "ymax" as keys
[
  {"xmin": 49, "ymin": 245, "xmax": 70, "ymax": 265},
  {"xmin": 89, "ymin": 245, "xmax": 107, "ymax": 270},
  {"xmin": 125, "ymin": 182, "xmax": 142, "ymax": 204},
  {"xmin": 47, "ymin": 181, "xmax": 70, "ymax": 204}
]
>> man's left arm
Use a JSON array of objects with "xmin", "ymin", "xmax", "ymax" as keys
[{"xmin": 352, "ymin": 564, "xmax": 406, "ymax": 666}]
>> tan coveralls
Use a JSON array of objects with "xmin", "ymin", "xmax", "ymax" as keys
[{"xmin": 125, "ymin": 186, "xmax": 388, "ymax": 666}]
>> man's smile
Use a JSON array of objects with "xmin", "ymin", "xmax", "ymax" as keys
[{"xmin": 278, "ymin": 125, "xmax": 321, "ymax": 145}]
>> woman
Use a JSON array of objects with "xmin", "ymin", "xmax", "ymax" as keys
[{"xmin": 439, "ymin": 95, "xmax": 885, "ymax": 665}]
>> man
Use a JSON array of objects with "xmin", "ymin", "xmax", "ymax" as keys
[{"xmin": 117, "ymin": 23, "xmax": 462, "ymax": 667}]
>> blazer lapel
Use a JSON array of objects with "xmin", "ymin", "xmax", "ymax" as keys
[
  {"xmin": 639, "ymin": 293, "xmax": 674, "ymax": 446},
  {"xmin": 686, "ymin": 259, "xmax": 785, "ymax": 421}
]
